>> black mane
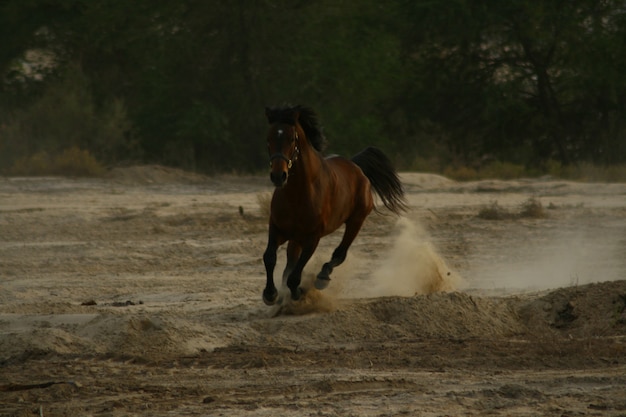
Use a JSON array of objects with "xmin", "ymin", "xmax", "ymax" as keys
[{"xmin": 266, "ymin": 105, "xmax": 328, "ymax": 153}]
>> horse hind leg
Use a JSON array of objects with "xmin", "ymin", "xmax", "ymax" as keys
[
  {"xmin": 315, "ymin": 214, "xmax": 367, "ymax": 290},
  {"xmin": 315, "ymin": 247, "xmax": 347, "ymax": 289}
]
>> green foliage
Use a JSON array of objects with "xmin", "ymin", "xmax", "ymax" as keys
[
  {"xmin": 0, "ymin": 63, "xmax": 137, "ymax": 171},
  {"xmin": 1, "ymin": 0, "xmax": 626, "ymax": 174},
  {"xmin": 402, "ymin": 0, "xmax": 626, "ymax": 166}
]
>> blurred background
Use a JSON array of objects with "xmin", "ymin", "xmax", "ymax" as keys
[{"xmin": 1, "ymin": 1, "xmax": 625, "ymax": 177}]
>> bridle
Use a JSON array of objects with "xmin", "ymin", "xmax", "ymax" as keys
[{"xmin": 269, "ymin": 130, "xmax": 300, "ymax": 170}]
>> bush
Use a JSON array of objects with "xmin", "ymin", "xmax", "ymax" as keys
[
  {"xmin": 519, "ymin": 197, "xmax": 546, "ymax": 218},
  {"xmin": 8, "ymin": 147, "xmax": 105, "ymax": 177},
  {"xmin": 478, "ymin": 201, "xmax": 512, "ymax": 220},
  {"xmin": 478, "ymin": 197, "xmax": 546, "ymax": 220},
  {"xmin": 0, "ymin": 63, "xmax": 136, "ymax": 171},
  {"xmin": 443, "ymin": 165, "xmax": 479, "ymax": 181}
]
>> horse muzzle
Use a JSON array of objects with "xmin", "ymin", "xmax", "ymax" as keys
[{"xmin": 269, "ymin": 153, "xmax": 292, "ymax": 187}]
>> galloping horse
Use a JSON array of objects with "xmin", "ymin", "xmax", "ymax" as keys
[{"xmin": 262, "ymin": 105, "xmax": 406, "ymax": 305}]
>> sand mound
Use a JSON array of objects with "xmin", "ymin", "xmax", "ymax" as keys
[
  {"xmin": 399, "ymin": 172, "xmax": 455, "ymax": 190},
  {"xmin": 106, "ymin": 165, "xmax": 212, "ymax": 185},
  {"xmin": 4, "ymin": 281, "xmax": 622, "ymax": 364},
  {"xmin": 253, "ymin": 291, "xmax": 525, "ymax": 348},
  {"xmin": 518, "ymin": 280, "xmax": 626, "ymax": 337},
  {"xmin": 249, "ymin": 281, "xmax": 626, "ymax": 350}
]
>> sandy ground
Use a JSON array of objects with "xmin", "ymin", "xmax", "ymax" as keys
[{"xmin": 1, "ymin": 165, "xmax": 625, "ymax": 416}]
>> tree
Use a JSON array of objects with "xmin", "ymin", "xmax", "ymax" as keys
[
  {"xmin": 2, "ymin": 0, "xmax": 625, "ymax": 173},
  {"xmin": 399, "ymin": 0, "xmax": 626, "ymax": 166}
]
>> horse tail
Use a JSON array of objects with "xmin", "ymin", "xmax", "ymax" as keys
[{"xmin": 351, "ymin": 146, "xmax": 407, "ymax": 215}]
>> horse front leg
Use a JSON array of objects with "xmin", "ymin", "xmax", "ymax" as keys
[
  {"xmin": 271, "ymin": 241, "xmax": 301, "ymax": 304},
  {"xmin": 282, "ymin": 241, "xmax": 302, "ymax": 287},
  {"xmin": 262, "ymin": 225, "xmax": 285, "ymax": 305},
  {"xmin": 286, "ymin": 239, "xmax": 319, "ymax": 301}
]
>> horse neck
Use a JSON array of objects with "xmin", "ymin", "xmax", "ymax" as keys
[{"xmin": 288, "ymin": 134, "xmax": 323, "ymax": 190}]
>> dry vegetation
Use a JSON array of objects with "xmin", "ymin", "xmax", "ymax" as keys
[
  {"xmin": 7, "ymin": 147, "xmax": 105, "ymax": 177},
  {"xmin": 478, "ymin": 197, "xmax": 546, "ymax": 220},
  {"xmin": 256, "ymin": 192, "xmax": 272, "ymax": 220},
  {"xmin": 431, "ymin": 160, "xmax": 626, "ymax": 182}
]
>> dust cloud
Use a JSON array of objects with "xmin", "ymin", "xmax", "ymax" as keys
[
  {"xmin": 467, "ymin": 227, "xmax": 625, "ymax": 292},
  {"xmin": 273, "ymin": 218, "xmax": 463, "ymax": 314},
  {"xmin": 347, "ymin": 217, "xmax": 464, "ymax": 298}
]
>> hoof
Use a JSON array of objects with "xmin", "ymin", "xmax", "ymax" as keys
[
  {"xmin": 263, "ymin": 288, "xmax": 278, "ymax": 306},
  {"xmin": 314, "ymin": 277, "xmax": 330, "ymax": 290}
]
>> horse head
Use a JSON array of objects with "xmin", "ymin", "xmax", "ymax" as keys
[{"xmin": 266, "ymin": 107, "xmax": 301, "ymax": 187}]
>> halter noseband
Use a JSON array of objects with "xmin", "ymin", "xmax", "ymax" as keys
[{"xmin": 269, "ymin": 131, "xmax": 299, "ymax": 169}]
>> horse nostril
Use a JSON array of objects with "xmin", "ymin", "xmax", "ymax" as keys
[{"xmin": 281, "ymin": 172, "xmax": 287, "ymax": 183}]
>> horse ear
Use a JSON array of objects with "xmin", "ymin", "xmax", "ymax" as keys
[{"xmin": 292, "ymin": 110, "xmax": 300, "ymax": 124}]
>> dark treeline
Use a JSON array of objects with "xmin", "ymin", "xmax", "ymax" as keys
[{"xmin": 1, "ymin": 0, "xmax": 625, "ymax": 174}]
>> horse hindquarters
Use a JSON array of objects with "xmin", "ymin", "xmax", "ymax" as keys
[
  {"xmin": 315, "ymin": 147, "xmax": 406, "ymax": 288},
  {"xmin": 315, "ymin": 167, "xmax": 373, "ymax": 289}
]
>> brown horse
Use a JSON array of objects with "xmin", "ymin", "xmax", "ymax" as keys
[{"xmin": 262, "ymin": 105, "xmax": 406, "ymax": 305}]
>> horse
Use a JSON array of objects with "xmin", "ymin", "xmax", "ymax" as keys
[{"xmin": 262, "ymin": 105, "xmax": 407, "ymax": 305}]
